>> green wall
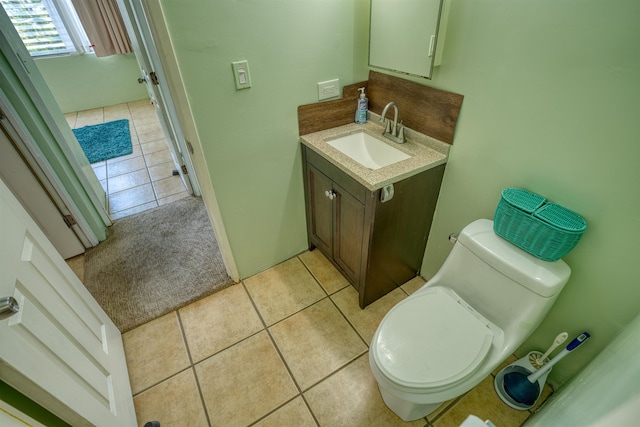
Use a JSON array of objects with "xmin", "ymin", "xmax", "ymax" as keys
[
  {"xmin": 0, "ymin": 381, "xmax": 70, "ymax": 427},
  {"xmin": 34, "ymin": 53, "xmax": 148, "ymax": 113},
  {"xmin": 421, "ymin": 0, "xmax": 640, "ymax": 386},
  {"xmin": 159, "ymin": 0, "xmax": 370, "ymax": 277}
]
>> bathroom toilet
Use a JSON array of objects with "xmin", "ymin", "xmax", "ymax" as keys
[{"xmin": 369, "ymin": 219, "xmax": 571, "ymax": 421}]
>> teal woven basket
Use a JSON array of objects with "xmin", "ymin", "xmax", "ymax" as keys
[{"xmin": 493, "ymin": 188, "xmax": 586, "ymax": 261}]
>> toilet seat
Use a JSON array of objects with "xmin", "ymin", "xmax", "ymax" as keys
[{"xmin": 372, "ymin": 287, "xmax": 495, "ymax": 390}]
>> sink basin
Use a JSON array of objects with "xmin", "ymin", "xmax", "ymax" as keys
[{"xmin": 326, "ymin": 131, "xmax": 410, "ymax": 170}]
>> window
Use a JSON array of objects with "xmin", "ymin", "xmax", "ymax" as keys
[{"xmin": 0, "ymin": 0, "xmax": 92, "ymax": 57}]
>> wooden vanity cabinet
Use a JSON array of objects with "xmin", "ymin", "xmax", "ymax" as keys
[{"xmin": 302, "ymin": 145, "xmax": 445, "ymax": 308}]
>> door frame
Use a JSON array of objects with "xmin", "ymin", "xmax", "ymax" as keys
[
  {"xmin": 116, "ymin": 0, "xmax": 198, "ymax": 196},
  {"xmin": 119, "ymin": 0, "xmax": 240, "ymax": 281}
]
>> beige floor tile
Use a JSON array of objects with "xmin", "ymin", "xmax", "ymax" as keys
[
  {"xmin": 138, "ymin": 128, "xmax": 166, "ymax": 144},
  {"xmin": 332, "ymin": 286, "xmax": 407, "ymax": 345},
  {"xmin": 141, "ymin": 139, "xmax": 169, "ymax": 155},
  {"xmin": 401, "ymin": 276, "xmax": 427, "ymax": 294},
  {"xmin": 106, "ymin": 155, "xmax": 146, "ymax": 178},
  {"xmin": 133, "ymin": 369, "xmax": 208, "ymax": 427},
  {"xmin": 144, "ymin": 149, "xmax": 173, "ymax": 167},
  {"xmin": 107, "ymin": 169, "xmax": 150, "ymax": 194},
  {"xmin": 159, "ymin": 191, "xmax": 189, "ymax": 206},
  {"xmin": 305, "ymin": 354, "xmax": 425, "ymax": 427},
  {"xmin": 122, "ymin": 312, "xmax": 191, "ymax": 394},
  {"xmin": 253, "ymin": 397, "xmax": 316, "ymax": 427},
  {"xmin": 110, "ymin": 200, "xmax": 158, "ymax": 219},
  {"xmin": 179, "ymin": 284, "xmax": 263, "ymax": 362},
  {"xmin": 134, "ymin": 114, "xmax": 161, "ymax": 128},
  {"xmin": 148, "ymin": 161, "xmax": 177, "ymax": 182},
  {"xmin": 105, "ymin": 144, "xmax": 142, "ymax": 164},
  {"xmin": 432, "ymin": 376, "xmax": 530, "ymax": 427},
  {"xmin": 108, "ymin": 183, "xmax": 156, "ymax": 213},
  {"xmin": 92, "ymin": 164, "xmax": 106, "ymax": 181},
  {"xmin": 152, "ymin": 175, "xmax": 186, "ymax": 199},
  {"xmin": 196, "ymin": 331, "xmax": 298, "ymax": 426},
  {"xmin": 244, "ymin": 257, "xmax": 327, "ymax": 325},
  {"xmin": 269, "ymin": 298, "xmax": 367, "ymax": 390},
  {"xmin": 104, "ymin": 110, "xmax": 132, "ymax": 123},
  {"xmin": 131, "ymin": 107, "xmax": 158, "ymax": 121},
  {"xmin": 64, "ymin": 112, "xmax": 77, "ymax": 128},
  {"xmin": 298, "ymin": 249, "xmax": 350, "ymax": 294}
]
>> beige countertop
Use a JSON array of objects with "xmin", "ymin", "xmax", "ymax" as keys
[{"xmin": 299, "ymin": 114, "xmax": 450, "ymax": 191}]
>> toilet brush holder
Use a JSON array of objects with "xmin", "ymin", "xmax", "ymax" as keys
[{"xmin": 494, "ymin": 351, "xmax": 550, "ymax": 410}]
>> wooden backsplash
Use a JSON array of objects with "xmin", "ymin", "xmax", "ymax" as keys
[{"xmin": 298, "ymin": 70, "xmax": 463, "ymax": 144}]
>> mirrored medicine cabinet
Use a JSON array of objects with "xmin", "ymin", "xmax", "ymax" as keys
[{"xmin": 369, "ymin": 0, "xmax": 449, "ymax": 79}]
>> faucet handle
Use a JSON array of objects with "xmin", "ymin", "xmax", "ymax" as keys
[
  {"xmin": 384, "ymin": 119, "xmax": 392, "ymax": 134},
  {"xmin": 397, "ymin": 122, "xmax": 405, "ymax": 140}
]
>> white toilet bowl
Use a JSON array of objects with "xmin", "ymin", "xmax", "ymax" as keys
[{"xmin": 369, "ymin": 219, "xmax": 571, "ymax": 421}]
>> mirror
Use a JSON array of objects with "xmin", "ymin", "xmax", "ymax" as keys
[{"xmin": 369, "ymin": 0, "xmax": 444, "ymax": 79}]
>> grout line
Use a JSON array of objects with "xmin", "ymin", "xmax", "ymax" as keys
[
  {"xmin": 175, "ymin": 310, "xmax": 214, "ymax": 427},
  {"xmin": 240, "ymin": 280, "xmax": 325, "ymax": 426}
]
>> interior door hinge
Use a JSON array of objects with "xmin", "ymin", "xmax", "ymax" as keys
[
  {"xmin": 149, "ymin": 71, "xmax": 160, "ymax": 85},
  {"xmin": 181, "ymin": 164, "xmax": 188, "ymax": 175},
  {"xmin": 62, "ymin": 214, "xmax": 77, "ymax": 228},
  {"xmin": 186, "ymin": 140, "xmax": 194, "ymax": 155}
]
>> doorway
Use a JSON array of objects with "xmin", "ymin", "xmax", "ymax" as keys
[{"xmin": 66, "ymin": 100, "xmax": 189, "ymax": 219}]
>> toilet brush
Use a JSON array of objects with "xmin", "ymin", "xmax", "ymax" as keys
[
  {"xmin": 529, "ymin": 332, "xmax": 568, "ymax": 369},
  {"xmin": 503, "ymin": 332, "xmax": 590, "ymax": 406}
]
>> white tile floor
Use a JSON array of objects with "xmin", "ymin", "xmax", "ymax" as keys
[{"xmin": 65, "ymin": 99, "xmax": 189, "ymax": 219}]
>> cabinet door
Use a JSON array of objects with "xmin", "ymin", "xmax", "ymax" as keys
[
  {"xmin": 306, "ymin": 164, "xmax": 334, "ymax": 256},
  {"xmin": 333, "ymin": 182, "xmax": 365, "ymax": 286}
]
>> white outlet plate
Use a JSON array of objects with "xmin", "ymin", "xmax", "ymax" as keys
[
  {"xmin": 232, "ymin": 60, "xmax": 251, "ymax": 89},
  {"xmin": 317, "ymin": 79, "xmax": 340, "ymax": 100}
]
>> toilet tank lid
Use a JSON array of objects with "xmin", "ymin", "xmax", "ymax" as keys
[{"xmin": 457, "ymin": 219, "xmax": 571, "ymax": 297}]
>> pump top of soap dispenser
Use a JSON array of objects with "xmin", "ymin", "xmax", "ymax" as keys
[{"xmin": 358, "ymin": 87, "xmax": 366, "ymax": 98}]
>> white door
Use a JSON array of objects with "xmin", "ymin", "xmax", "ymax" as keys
[
  {"xmin": 0, "ymin": 178, "xmax": 137, "ymax": 426},
  {"xmin": 117, "ymin": 0, "xmax": 199, "ymax": 196}
]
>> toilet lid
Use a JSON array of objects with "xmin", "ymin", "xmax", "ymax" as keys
[{"xmin": 372, "ymin": 287, "xmax": 495, "ymax": 389}]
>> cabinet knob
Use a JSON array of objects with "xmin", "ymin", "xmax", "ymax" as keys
[{"xmin": 325, "ymin": 190, "xmax": 336, "ymax": 200}]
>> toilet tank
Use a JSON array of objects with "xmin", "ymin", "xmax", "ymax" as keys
[{"xmin": 425, "ymin": 219, "xmax": 571, "ymax": 340}]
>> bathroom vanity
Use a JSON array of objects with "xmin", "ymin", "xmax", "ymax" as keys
[{"xmin": 301, "ymin": 121, "xmax": 448, "ymax": 308}]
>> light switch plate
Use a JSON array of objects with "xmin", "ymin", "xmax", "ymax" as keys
[
  {"xmin": 317, "ymin": 79, "xmax": 340, "ymax": 100},
  {"xmin": 232, "ymin": 60, "xmax": 251, "ymax": 89}
]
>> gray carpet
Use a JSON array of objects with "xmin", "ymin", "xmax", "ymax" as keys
[{"xmin": 84, "ymin": 196, "xmax": 234, "ymax": 332}]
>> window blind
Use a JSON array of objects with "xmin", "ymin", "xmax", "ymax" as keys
[{"xmin": 1, "ymin": 0, "xmax": 90, "ymax": 56}]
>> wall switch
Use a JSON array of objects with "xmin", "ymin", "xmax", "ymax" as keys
[
  {"xmin": 232, "ymin": 60, "xmax": 251, "ymax": 89},
  {"xmin": 317, "ymin": 79, "xmax": 340, "ymax": 100}
]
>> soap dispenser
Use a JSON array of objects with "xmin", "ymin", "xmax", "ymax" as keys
[{"xmin": 355, "ymin": 87, "xmax": 368, "ymax": 124}]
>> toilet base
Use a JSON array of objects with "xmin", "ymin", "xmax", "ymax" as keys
[{"xmin": 378, "ymin": 385, "xmax": 442, "ymax": 421}]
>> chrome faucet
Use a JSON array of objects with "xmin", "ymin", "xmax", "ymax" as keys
[{"xmin": 379, "ymin": 102, "xmax": 405, "ymax": 143}]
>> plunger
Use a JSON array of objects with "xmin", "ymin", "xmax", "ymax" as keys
[{"xmin": 503, "ymin": 332, "xmax": 590, "ymax": 406}]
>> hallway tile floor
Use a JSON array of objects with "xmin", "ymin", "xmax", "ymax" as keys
[
  {"xmin": 64, "ymin": 100, "xmax": 188, "ymax": 219},
  {"xmin": 114, "ymin": 249, "xmax": 552, "ymax": 427}
]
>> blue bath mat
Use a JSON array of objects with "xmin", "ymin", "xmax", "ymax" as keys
[{"xmin": 73, "ymin": 119, "xmax": 133, "ymax": 164}]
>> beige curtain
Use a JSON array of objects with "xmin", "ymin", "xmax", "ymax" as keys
[{"xmin": 71, "ymin": 0, "xmax": 133, "ymax": 57}]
